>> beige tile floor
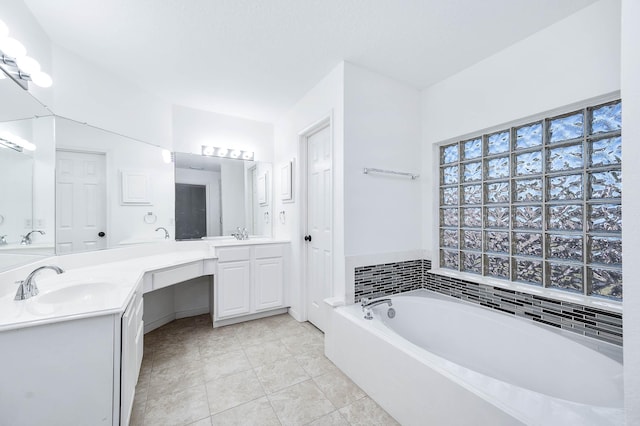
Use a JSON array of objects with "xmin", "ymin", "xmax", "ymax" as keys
[{"xmin": 131, "ymin": 313, "xmax": 399, "ymax": 426}]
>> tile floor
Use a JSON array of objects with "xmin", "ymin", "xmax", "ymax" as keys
[{"xmin": 131, "ymin": 313, "xmax": 399, "ymax": 426}]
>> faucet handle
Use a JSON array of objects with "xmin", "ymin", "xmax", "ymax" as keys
[{"xmin": 360, "ymin": 297, "xmax": 370, "ymax": 309}]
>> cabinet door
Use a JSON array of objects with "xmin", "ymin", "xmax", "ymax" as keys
[
  {"xmin": 216, "ymin": 260, "xmax": 251, "ymax": 319},
  {"xmin": 120, "ymin": 297, "xmax": 137, "ymax": 425},
  {"xmin": 254, "ymin": 257, "xmax": 284, "ymax": 311}
]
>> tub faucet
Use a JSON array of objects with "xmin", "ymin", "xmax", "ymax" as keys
[
  {"xmin": 361, "ymin": 297, "xmax": 393, "ymax": 320},
  {"xmin": 155, "ymin": 227, "xmax": 170, "ymax": 239},
  {"xmin": 21, "ymin": 230, "xmax": 45, "ymax": 245},
  {"xmin": 14, "ymin": 265, "xmax": 65, "ymax": 301}
]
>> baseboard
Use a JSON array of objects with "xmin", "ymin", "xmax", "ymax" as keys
[
  {"xmin": 175, "ymin": 306, "xmax": 209, "ymax": 319},
  {"xmin": 287, "ymin": 307, "xmax": 304, "ymax": 322},
  {"xmin": 144, "ymin": 312, "xmax": 176, "ymax": 334},
  {"xmin": 213, "ymin": 308, "xmax": 288, "ymax": 327}
]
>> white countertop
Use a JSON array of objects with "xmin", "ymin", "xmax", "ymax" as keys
[{"xmin": 0, "ymin": 238, "xmax": 289, "ymax": 332}]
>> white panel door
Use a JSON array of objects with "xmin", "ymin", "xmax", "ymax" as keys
[
  {"xmin": 56, "ymin": 150, "xmax": 107, "ymax": 253},
  {"xmin": 306, "ymin": 124, "xmax": 332, "ymax": 331},
  {"xmin": 216, "ymin": 261, "xmax": 252, "ymax": 318},
  {"xmin": 254, "ymin": 257, "xmax": 284, "ymax": 311}
]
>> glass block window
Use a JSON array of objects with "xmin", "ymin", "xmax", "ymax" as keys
[{"xmin": 438, "ymin": 99, "xmax": 622, "ymax": 301}]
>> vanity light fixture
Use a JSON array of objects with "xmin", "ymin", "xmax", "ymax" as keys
[
  {"xmin": 201, "ymin": 145, "xmax": 254, "ymax": 161},
  {"xmin": 0, "ymin": 131, "xmax": 36, "ymax": 152},
  {"xmin": 0, "ymin": 19, "xmax": 53, "ymax": 90}
]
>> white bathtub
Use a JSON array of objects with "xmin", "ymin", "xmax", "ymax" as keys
[{"xmin": 325, "ymin": 289, "xmax": 624, "ymax": 426}]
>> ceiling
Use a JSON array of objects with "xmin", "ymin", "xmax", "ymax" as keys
[{"xmin": 24, "ymin": 0, "xmax": 598, "ymax": 123}]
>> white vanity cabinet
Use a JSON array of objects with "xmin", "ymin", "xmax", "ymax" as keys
[
  {"xmin": 0, "ymin": 281, "xmax": 144, "ymax": 426},
  {"xmin": 214, "ymin": 243, "xmax": 288, "ymax": 325}
]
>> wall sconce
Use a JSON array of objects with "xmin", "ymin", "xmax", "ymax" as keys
[
  {"xmin": 201, "ymin": 145, "xmax": 255, "ymax": 161},
  {"xmin": 0, "ymin": 131, "xmax": 36, "ymax": 152},
  {"xmin": 0, "ymin": 19, "xmax": 53, "ymax": 90}
]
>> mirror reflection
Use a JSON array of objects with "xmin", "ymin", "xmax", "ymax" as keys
[{"xmin": 174, "ymin": 153, "xmax": 272, "ymax": 240}]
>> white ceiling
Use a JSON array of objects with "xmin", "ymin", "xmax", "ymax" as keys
[{"xmin": 24, "ymin": 0, "xmax": 598, "ymax": 122}]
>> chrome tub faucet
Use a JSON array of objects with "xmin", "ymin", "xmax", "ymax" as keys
[
  {"xmin": 361, "ymin": 297, "xmax": 393, "ymax": 320},
  {"xmin": 14, "ymin": 265, "xmax": 65, "ymax": 301}
]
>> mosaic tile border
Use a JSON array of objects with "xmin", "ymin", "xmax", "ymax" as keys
[{"xmin": 353, "ymin": 258, "xmax": 623, "ymax": 346}]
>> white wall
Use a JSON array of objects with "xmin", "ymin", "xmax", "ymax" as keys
[
  {"xmin": 343, "ymin": 63, "xmax": 422, "ymax": 257},
  {"xmin": 172, "ymin": 105, "xmax": 274, "ymax": 162},
  {"xmin": 621, "ymin": 0, "xmax": 640, "ymax": 422},
  {"xmin": 55, "ymin": 118, "xmax": 175, "ymax": 246},
  {"xmin": 420, "ymin": 0, "xmax": 621, "ymax": 255},
  {"xmin": 51, "ymin": 45, "xmax": 173, "ymax": 149},
  {"xmin": 274, "ymin": 62, "xmax": 345, "ymax": 321}
]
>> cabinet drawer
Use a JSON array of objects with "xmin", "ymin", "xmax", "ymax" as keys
[
  {"xmin": 217, "ymin": 247, "xmax": 251, "ymax": 262},
  {"xmin": 255, "ymin": 244, "xmax": 284, "ymax": 259},
  {"xmin": 152, "ymin": 261, "xmax": 203, "ymax": 290}
]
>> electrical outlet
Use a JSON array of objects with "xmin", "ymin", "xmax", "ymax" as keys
[
  {"xmin": 37, "ymin": 219, "xmax": 46, "ymax": 228},
  {"xmin": 24, "ymin": 219, "xmax": 32, "ymax": 228}
]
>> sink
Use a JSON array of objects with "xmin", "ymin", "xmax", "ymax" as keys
[{"xmin": 37, "ymin": 282, "xmax": 118, "ymax": 305}]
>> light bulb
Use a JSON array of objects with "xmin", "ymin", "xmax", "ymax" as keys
[
  {"xmin": 16, "ymin": 136, "xmax": 36, "ymax": 151},
  {"xmin": 162, "ymin": 149, "xmax": 172, "ymax": 164},
  {"xmin": 242, "ymin": 152, "xmax": 254, "ymax": 160},
  {"xmin": 16, "ymin": 56, "xmax": 40, "ymax": 74},
  {"xmin": 202, "ymin": 146, "xmax": 215, "ymax": 156},
  {"xmin": 217, "ymin": 148, "xmax": 228, "ymax": 157},
  {"xmin": 230, "ymin": 150, "xmax": 240, "ymax": 158},
  {"xmin": 0, "ymin": 20, "xmax": 8, "ymax": 39},
  {"xmin": 0, "ymin": 37, "xmax": 26, "ymax": 59},
  {"xmin": 30, "ymin": 71, "xmax": 52, "ymax": 88}
]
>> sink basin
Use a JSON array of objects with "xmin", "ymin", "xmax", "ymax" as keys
[{"xmin": 37, "ymin": 282, "xmax": 118, "ymax": 305}]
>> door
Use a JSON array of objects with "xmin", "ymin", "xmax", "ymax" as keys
[
  {"xmin": 175, "ymin": 183, "xmax": 207, "ymax": 240},
  {"xmin": 216, "ymin": 261, "xmax": 252, "ymax": 319},
  {"xmin": 254, "ymin": 257, "xmax": 284, "ymax": 311},
  {"xmin": 56, "ymin": 150, "xmax": 107, "ymax": 254},
  {"xmin": 305, "ymin": 124, "xmax": 332, "ymax": 331}
]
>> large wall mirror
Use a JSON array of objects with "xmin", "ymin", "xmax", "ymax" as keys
[{"xmin": 174, "ymin": 153, "xmax": 272, "ymax": 240}]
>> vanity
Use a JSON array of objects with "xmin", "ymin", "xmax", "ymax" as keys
[{"xmin": 0, "ymin": 238, "xmax": 290, "ymax": 426}]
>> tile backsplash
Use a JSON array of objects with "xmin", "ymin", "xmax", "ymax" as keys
[{"xmin": 353, "ymin": 258, "xmax": 623, "ymax": 346}]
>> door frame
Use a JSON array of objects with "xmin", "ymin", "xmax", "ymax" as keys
[
  {"xmin": 55, "ymin": 147, "xmax": 110, "ymax": 250},
  {"xmin": 298, "ymin": 112, "xmax": 333, "ymax": 322}
]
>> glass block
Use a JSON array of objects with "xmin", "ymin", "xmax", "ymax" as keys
[
  {"xmin": 488, "ymin": 131, "xmax": 510, "ymax": 155},
  {"xmin": 464, "ymin": 138, "xmax": 482, "ymax": 160},
  {"xmin": 589, "ymin": 236, "xmax": 622, "ymax": 265},
  {"xmin": 590, "ymin": 136, "xmax": 621, "ymax": 167},
  {"xmin": 463, "ymin": 184, "xmax": 481, "ymax": 205},
  {"xmin": 441, "ymin": 229, "xmax": 459, "ymax": 248},
  {"xmin": 516, "ymin": 122, "xmax": 542, "ymax": 149},
  {"xmin": 548, "ymin": 263, "xmax": 583, "ymax": 293},
  {"xmin": 485, "ymin": 182, "xmax": 509, "ymax": 203},
  {"xmin": 462, "ymin": 230, "xmax": 482, "ymax": 251},
  {"xmin": 486, "ymin": 157, "xmax": 509, "ymax": 180},
  {"xmin": 548, "ymin": 204, "xmax": 582, "ymax": 231},
  {"xmin": 548, "ymin": 144, "xmax": 583, "ymax": 172},
  {"xmin": 516, "ymin": 151, "xmax": 542, "ymax": 176},
  {"xmin": 440, "ymin": 250, "xmax": 459, "ymax": 270},
  {"xmin": 591, "ymin": 102, "xmax": 621, "ymax": 135},
  {"xmin": 590, "ymin": 267, "xmax": 622, "ymax": 299},
  {"xmin": 548, "ymin": 174, "xmax": 583, "ymax": 201},
  {"xmin": 486, "ymin": 255, "xmax": 510, "ymax": 279},
  {"xmin": 462, "ymin": 207, "xmax": 482, "ymax": 228},
  {"xmin": 515, "ymin": 259, "xmax": 543, "ymax": 285},
  {"xmin": 441, "ymin": 208, "xmax": 459, "ymax": 227},
  {"xmin": 462, "ymin": 251, "xmax": 482, "ymax": 274},
  {"xmin": 463, "ymin": 162, "xmax": 482, "ymax": 182},
  {"xmin": 514, "ymin": 232, "xmax": 543, "ymax": 257},
  {"xmin": 589, "ymin": 171, "xmax": 621, "ymax": 199},
  {"xmin": 549, "ymin": 112, "xmax": 584, "ymax": 143},
  {"xmin": 442, "ymin": 166, "xmax": 459, "ymax": 185},
  {"xmin": 442, "ymin": 187, "xmax": 459, "ymax": 206},
  {"xmin": 589, "ymin": 203, "xmax": 622, "ymax": 232},
  {"xmin": 514, "ymin": 178, "xmax": 542, "ymax": 202},
  {"xmin": 442, "ymin": 144, "xmax": 459, "ymax": 164},
  {"xmin": 547, "ymin": 234, "xmax": 583, "ymax": 261},
  {"xmin": 485, "ymin": 231, "xmax": 510, "ymax": 253},
  {"xmin": 514, "ymin": 206, "xmax": 542, "ymax": 229},
  {"xmin": 485, "ymin": 207, "xmax": 510, "ymax": 228}
]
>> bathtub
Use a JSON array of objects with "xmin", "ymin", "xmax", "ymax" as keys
[{"xmin": 325, "ymin": 289, "xmax": 624, "ymax": 426}]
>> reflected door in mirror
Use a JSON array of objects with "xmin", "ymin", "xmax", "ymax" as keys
[
  {"xmin": 175, "ymin": 184, "xmax": 207, "ymax": 240},
  {"xmin": 56, "ymin": 150, "xmax": 107, "ymax": 253}
]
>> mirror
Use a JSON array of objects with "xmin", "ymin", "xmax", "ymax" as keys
[
  {"xmin": 0, "ymin": 73, "xmax": 56, "ymax": 271},
  {"xmin": 54, "ymin": 117, "xmax": 175, "ymax": 252},
  {"xmin": 174, "ymin": 153, "xmax": 272, "ymax": 240}
]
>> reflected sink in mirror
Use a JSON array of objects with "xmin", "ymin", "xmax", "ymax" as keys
[{"xmin": 37, "ymin": 282, "xmax": 119, "ymax": 305}]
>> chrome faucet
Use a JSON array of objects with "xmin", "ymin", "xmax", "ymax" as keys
[
  {"xmin": 0, "ymin": 235, "xmax": 7, "ymax": 245},
  {"xmin": 231, "ymin": 227, "xmax": 249, "ymax": 240},
  {"xmin": 361, "ymin": 297, "xmax": 393, "ymax": 320},
  {"xmin": 21, "ymin": 230, "xmax": 45, "ymax": 245},
  {"xmin": 155, "ymin": 227, "xmax": 170, "ymax": 239},
  {"xmin": 14, "ymin": 265, "xmax": 65, "ymax": 301}
]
